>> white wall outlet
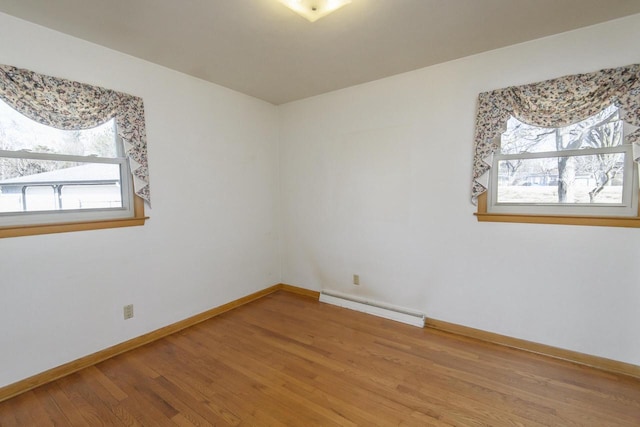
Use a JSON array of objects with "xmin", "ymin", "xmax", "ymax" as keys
[
  {"xmin": 123, "ymin": 304, "xmax": 134, "ymax": 320},
  {"xmin": 353, "ymin": 274, "xmax": 360, "ymax": 285}
]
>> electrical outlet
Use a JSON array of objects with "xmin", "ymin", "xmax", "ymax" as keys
[
  {"xmin": 353, "ymin": 274, "xmax": 360, "ymax": 285},
  {"xmin": 123, "ymin": 304, "xmax": 134, "ymax": 320}
]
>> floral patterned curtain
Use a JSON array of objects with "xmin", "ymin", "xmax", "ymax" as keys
[
  {"xmin": 0, "ymin": 65, "xmax": 150, "ymax": 204},
  {"xmin": 472, "ymin": 64, "xmax": 640, "ymax": 204}
]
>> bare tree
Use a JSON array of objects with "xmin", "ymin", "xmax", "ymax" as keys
[
  {"xmin": 502, "ymin": 120, "xmax": 555, "ymax": 184},
  {"xmin": 579, "ymin": 121, "xmax": 623, "ymax": 202},
  {"xmin": 555, "ymin": 106, "xmax": 622, "ymax": 203}
]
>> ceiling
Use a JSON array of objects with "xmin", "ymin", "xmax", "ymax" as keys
[{"xmin": 0, "ymin": 0, "xmax": 639, "ymax": 105}]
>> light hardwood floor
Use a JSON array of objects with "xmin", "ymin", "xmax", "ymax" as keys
[{"xmin": 1, "ymin": 291, "xmax": 639, "ymax": 426}]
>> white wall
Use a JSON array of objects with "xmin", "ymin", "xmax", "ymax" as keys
[
  {"xmin": 279, "ymin": 14, "xmax": 640, "ymax": 365},
  {"xmin": 0, "ymin": 13, "xmax": 280, "ymax": 387}
]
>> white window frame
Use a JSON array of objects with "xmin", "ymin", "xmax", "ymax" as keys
[
  {"xmin": 0, "ymin": 130, "xmax": 135, "ymax": 228},
  {"xmin": 487, "ymin": 142, "xmax": 638, "ymax": 217}
]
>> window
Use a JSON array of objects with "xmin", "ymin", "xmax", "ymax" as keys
[
  {"xmin": 472, "ymin": 64, "xmax": 640, "ymax": 227},
  {"xmin": 0, "ymin": 64, "xmax": 149, "ymax": 238},
  {"xmin": 487, "ymin": 105, "xmax": 638, "ymax": 218},
  {"xmin": 0, "ymin": 99, "xmax": 135, "ymax": 227}
]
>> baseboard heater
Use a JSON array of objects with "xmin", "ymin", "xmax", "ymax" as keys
[{"xmin": 319, "ymin": 289, "xmax": 426, "ymax": 327}]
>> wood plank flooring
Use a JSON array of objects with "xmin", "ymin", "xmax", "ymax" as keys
[{"xmin": 1, "ymin": 290, "xmax": 639, "ymax": 426}]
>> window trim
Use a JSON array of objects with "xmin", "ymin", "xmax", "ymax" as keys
[
  {"xmin": 475, "ymin": 191, "xmax": 640, "ymax": 227},
  {"xmin": 0, "ymin": 194, "xmax": 146, "ymax": 238}
]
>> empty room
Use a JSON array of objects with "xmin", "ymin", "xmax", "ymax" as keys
[{"xmin": 1, "ymin": 1, "xmax": 640, "ymax": 425}]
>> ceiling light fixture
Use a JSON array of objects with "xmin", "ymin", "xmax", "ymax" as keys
[{"xmin": 278, "ymin": 0, "xmax": 352, "ymax": 22}]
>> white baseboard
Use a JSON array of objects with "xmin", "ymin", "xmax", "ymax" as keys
[{"xmin": 319, "ymin": 289, "xmax": 425, "ymax": 327}]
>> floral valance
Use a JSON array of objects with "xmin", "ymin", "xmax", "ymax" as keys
[
  {"xmin": 472, "ymin": 64, "xmax": 640, "ymax": 204},
  {"xmin": 0, "ymin": 65, "xmax": 150, "ymax": 204}
]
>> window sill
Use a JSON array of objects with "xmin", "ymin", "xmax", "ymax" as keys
[
  {"xmin": 0, "ymin": 196, "xmax": 147, "ymax": 238},
  {"xmin": 475, "ymin": 193, "xmax": 640, "ymax": 228}
]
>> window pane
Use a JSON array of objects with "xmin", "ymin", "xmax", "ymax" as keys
[
  {"xmin": 497, "ymin": 153, "xmax": 625, "ymax": 204},
  {"xmin": 61, "ymin": 184, "xmax": 122, "ymax": 210},
  {"xmin": 501, "ymin": 105, "xmax": 622, "ymax": 155},
  {"xmin": 0, "ymin": 159, "xmax": 122, "ymax": 213},
  {"xmin": 501, "ymin": 118, "xmax": 557, "ymax": 154},
  {"xmin": 25, "ymin": 186, "xmax": 56, "ymax": 211},
  {"xmin": 0, "ymin": 99, "xmax": 118, "ymax": 157}
]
